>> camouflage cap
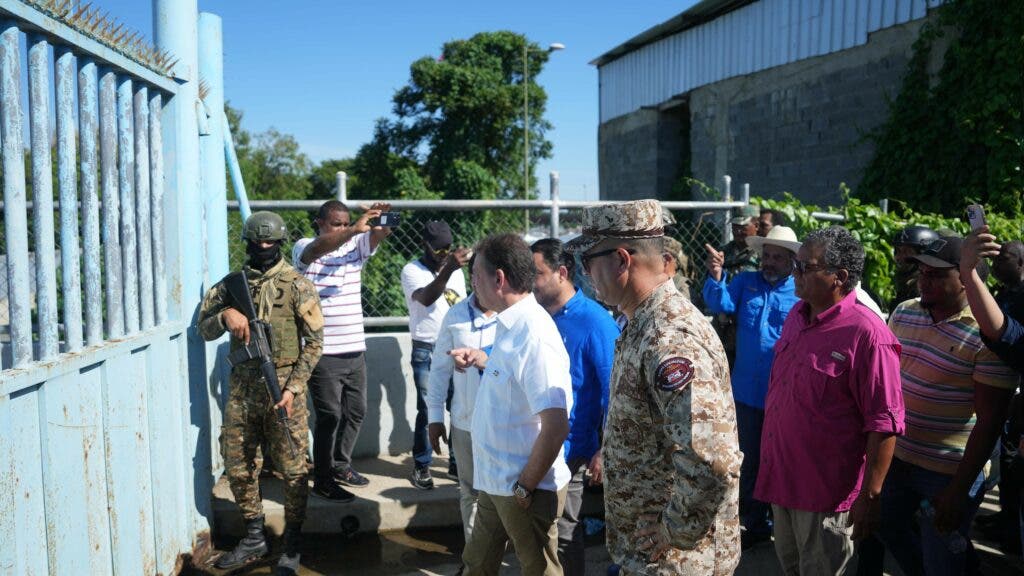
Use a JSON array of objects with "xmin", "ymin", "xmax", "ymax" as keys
[
  {"xmin": 729, "ymin": 204, "xmax": 760, "ymax": 225},
  {"xmin": 564, "ymin": 199, "xmax": 665, "ymax": 254},
  {"xmin": 663, "ymin": 236, "xmax": 685, "ymax": 263}
]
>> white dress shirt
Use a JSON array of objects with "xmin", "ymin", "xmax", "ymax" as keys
[
  {"xmin": 426, "ymin": 294, "xmax": 498, "ymax": 431},
  {"xmin": 470, "ymin": 294, "xmax": 573, "ymax": 496}
]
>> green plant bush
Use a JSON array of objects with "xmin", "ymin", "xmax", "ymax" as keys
[{"xmin": 755, "ymin": 190, "xmax": 1024, "ymax": 311}]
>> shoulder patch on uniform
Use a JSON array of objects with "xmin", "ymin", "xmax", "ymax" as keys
[{"xmin": 655, "ymin": 357, "xmax": 694, "ymax": 391}]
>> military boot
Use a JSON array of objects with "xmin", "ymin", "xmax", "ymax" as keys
[
  {"xmin": 275, "ymin": 523, "xmax": 302, "ymax": 576},
  {"xmin": 215, "ymin": 515, "xmax": 269, "ymax": 569}
]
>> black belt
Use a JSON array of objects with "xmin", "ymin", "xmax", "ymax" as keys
[{"xmin": 412, "ymin": 340, "xmax": 435, "ymax": 351}]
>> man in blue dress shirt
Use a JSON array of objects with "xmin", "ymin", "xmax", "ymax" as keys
[
  {"xmin": 702, "ymin": 225, "xmax": 802, "ymax": 549},
  {"xmin": 531, "ymin": 238, "xmax": 620, "ymax": 576}
]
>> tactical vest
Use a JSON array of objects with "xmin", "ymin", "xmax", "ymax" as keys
[{"xmin": 229, "ymin": 266, "xmax": 302, "ymax": 369}]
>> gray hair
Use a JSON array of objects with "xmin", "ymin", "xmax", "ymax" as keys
[{"xmin": 802, "ymin": 226, "xmax": 863, "ymax": 293}]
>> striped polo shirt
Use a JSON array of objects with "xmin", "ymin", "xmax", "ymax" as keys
[
  {"xmin": 888, "ymin": 299, "xmax": 1019, "ymax": 475},
  {"xmin": 292, "ymin": 233, "xmax": 376, "ymax": 355}
]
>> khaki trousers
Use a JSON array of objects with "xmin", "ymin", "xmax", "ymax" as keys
[
  {"xmin": 771, "ymin": 504, "xmax": 854, "ymax": 576},
  {"xmin": 462, "ymin": 485, "xmax": 568, "ymax": 576}
]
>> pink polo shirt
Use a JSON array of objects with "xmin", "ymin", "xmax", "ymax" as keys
[{"xmin": 754, "ymin": 291, "xmax": 905, "ymax": 513}]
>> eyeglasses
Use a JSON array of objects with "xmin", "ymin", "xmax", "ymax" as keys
[
  {"xmin": 793, "ymin": 260, "xmax": 835, "ymax": 275},
  {"xmin": 431, "ymin": 245, "xmax": 452, "ymax": 258},
  {"xmin": 581, "ymin": 247, "xmax": 635, "ymax": 274}
]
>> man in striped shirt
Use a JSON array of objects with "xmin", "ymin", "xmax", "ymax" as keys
[
  {"xmin": 881, "ymin": 235, "xmax": 1020, "ymax": 575},
  {"xmin": 293, "ymin": 200, "xmax": 392, "ymax": 501}
]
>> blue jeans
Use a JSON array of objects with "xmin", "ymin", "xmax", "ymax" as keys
[
  {"xmin": 736, "ymin": 401, "xmax": 771, "ymax": 536},
  {"xmin": 878, "ymin": 457, "xmax": 986, "ymax": 576},
  {"xmin": 411, "ymin": 345, "xmax": 433, "ymax": 469}
]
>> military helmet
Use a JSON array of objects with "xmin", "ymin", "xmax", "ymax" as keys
[
  {"xmin": 894, "ymin": 225, "xmax": 939, "ymax": 249},
  {"xmin": 243, "ymin": 211, "xmax": 287, "ymax": 242}
]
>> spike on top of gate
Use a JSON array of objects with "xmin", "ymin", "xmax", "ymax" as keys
[{"xmin": 21, "ymin": 0, "xmax": 179, "ymax": 77}]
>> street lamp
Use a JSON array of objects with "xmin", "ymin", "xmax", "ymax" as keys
[{"xmin": 523, "ymin": 42, "xmax": 564, "ymax": 207}]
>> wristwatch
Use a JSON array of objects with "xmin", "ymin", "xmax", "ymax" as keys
[{"xmin": 513, "ymin": 481, "xmax": 532, "ymax": 499}]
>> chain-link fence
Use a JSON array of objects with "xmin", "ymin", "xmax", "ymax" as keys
[{"xmin": 226, "ymin": 202, "xmax": 740, "ymax": 324}]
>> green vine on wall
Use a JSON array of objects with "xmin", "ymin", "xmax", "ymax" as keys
[{"xmin": 857, "ymin": 0, "xmax": 1024, "ymax": 216}]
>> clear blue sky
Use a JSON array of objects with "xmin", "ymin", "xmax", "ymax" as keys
[{"xmin": 100, "ymin": 1, "xmax": 698, "ymax": 201}]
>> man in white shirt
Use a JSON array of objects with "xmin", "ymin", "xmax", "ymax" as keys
[
  {"xmin": 427, "ymin": 257, "xmax": 498, "ymax": 544},
  {"xmin": 450, "ymin": 233, "xmax": 573, "ymax": 576},
  {"xmin": 293, "ymin": 200, "xmax": 391, "ymax": 502},
  {"xmin": 401, "ymin": 220, "xmax": 469, "ymax": 489}
]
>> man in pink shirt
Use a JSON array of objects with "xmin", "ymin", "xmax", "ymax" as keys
[{"xmin": 755, "ymin": 226, "xmax": 905, "ymax": 575}]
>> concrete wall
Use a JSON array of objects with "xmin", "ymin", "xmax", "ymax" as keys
[
  {"xmin": 352, "ymin": 332, "xmax": 420, "ymax": 460},
  {"xmin": 599, "ymin": 17, "xmax": 932, "ymax": 206}
]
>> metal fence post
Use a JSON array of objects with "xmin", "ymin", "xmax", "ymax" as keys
[
  {"xmin": 721, "ymin": 175, "xmax": 732, "ymax": 246},
  {"xmin": 549, "ymin": 171, "xmax": 559, "ymax": 238},
  {"xmin": 199, "ymin": 12, "xmax": 228, "ymax": 283},
  {"xmin": 56, "ymin": 46, "xmax": 83, "ymax": 351},
  {"xmin": 879, "ymin": 198, "xmax": 889, "ymax": 214},
  {"xmin": 742, "ymin": 183, "xmax": 750, "ymax": 204},
  {"xmin": 336, "ymin": 170, "xmax": 347, "ymax": 203}
]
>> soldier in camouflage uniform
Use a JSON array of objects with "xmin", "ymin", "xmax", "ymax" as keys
[
  {"xmin": 708, "ymin": 205, "xmax": 760, "ymax": 366},
  {"xmin": 197, "ymin": 211, "xmax": 324, "ymax": 574},
  {"xmin": 566, "ymin": 199, "xmax": 741, "ymax": 575}
]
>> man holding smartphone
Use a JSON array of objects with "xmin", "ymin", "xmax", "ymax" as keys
[{"xmin": 293, "ymin": 200, "xmax": 392, "ymax": 501}]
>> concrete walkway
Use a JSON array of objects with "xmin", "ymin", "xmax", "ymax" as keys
[{"xmin": 194, "ymin": 455, "xmax": 1024, "ymax": 575}]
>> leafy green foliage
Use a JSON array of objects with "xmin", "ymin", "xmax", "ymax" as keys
[
  {"xmin": 351, "ymin": 31, "xmax": 554, "ymax": 200},
  {"xmin": 755, "ymin": 189, "xmax": 1024, "ymax": 311},
  {"xmin": 858, "ymin": 0, "xmax": 1024, "ymax": 215}
]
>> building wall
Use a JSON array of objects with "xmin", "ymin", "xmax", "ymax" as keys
[{"xmin": 600, "ymin": 17, "xmax": 931, "ymax": 205}]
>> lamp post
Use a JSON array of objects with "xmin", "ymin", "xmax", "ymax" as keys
[{"xmin": 523, "ymin": 41, "xmax": 563, "ymax": 232}]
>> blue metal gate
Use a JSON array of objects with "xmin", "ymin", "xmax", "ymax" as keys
[{"xmin": 0, "ymin": 0, "xmax": 229, "ymax": 574}]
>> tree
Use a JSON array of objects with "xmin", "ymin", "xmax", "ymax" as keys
[
  {"xmin": 352, "ymin": 31, "xmax": 554, "ymax": 200},
  {"xmin": 225, "ymin": 102, "xmax": 313, "ymax": 200}
]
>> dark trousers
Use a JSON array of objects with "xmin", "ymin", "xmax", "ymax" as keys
[
  {"xmin": 736, "ymin": 400, "xmax": 771, "ymax": 535},
  {"xmin": 309, "ymin": 352, "xmax": 367, "ymax": 482},
  {"xmin": 556, "ymin": 457, "xmax": 587, "ymax": 576}
]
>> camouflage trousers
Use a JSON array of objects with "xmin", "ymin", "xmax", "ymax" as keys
[{"xmin": 221, "ymin": 369, "xmax": 310, "ymax": 524}]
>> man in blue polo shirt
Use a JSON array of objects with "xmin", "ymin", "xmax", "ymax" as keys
[
  {"xmin": 702, "ymin": 225, "xmax": 802, "ymax": 549},
  {"xmin": 531, "ymin": 238, "xmax": 620, "ymax": 576}
]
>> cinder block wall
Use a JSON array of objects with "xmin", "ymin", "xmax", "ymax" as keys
[{"xmin": 599, "ymin": 17, "xmax": 936, "ymax": 205}]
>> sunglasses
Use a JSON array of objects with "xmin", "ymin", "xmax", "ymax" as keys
[
  {"xmin": 581, "ymin": 247, "xmax": 635, "ymax": 274},
  {"xmin": 431, "ymin": 245, "xmax": 452, "ymax": 257},
  {"xmin": 793, "ymin": 260, "xmax": 835, "ymax": 275}
]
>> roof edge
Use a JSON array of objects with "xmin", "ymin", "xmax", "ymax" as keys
[{"xmin": 590, "ymin": 0, "xmax": 758, "ymax": 67}]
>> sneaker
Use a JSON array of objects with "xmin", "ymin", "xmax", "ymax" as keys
[
  {"xmin": 448, "ymin": 460, "xmax": 459, "ymax": 480},
  {"xmin": 312, "ymin": 482, "xmax": 356, "ymax": 503},
  {"xmin": 334, "ymin": 467, "xmax": 369, "ymax": 487},
  {"xmin": 411, "ymin": 467, "xmax": 434, "ymax": 490}
]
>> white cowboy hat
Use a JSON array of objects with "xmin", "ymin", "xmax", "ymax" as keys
[{"xmin": 746, "ymin": 225, "xmax": 801, "ymax": 254}]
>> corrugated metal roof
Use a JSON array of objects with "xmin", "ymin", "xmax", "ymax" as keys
[
  {"xmin": 595, "ymin": 0, "xmax": 942, "ymax": 123},
  {"xmin": 590, "ymin": 0, "xmax": 757, "ymax": 67}
]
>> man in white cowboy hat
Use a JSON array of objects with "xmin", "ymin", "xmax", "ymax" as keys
[
  {"xmin": 566, "ymin": 199, "xmax": 741, "ymax": 575},
  {"xmin": 702, "ymin": 225, "xmax": 802, "ymax": 550}
]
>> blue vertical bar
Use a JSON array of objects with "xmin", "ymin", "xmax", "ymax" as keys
[
  {"xmin": 27, "ymin": 34, "xmax": 58, "ymax": 360},
  {"xmin": 198, "ymin": 13, "xmax": 228, "ymax": 282},
  {"xmin": 134, "ymin": 86, "xmax": 155, "ymax": 330},
  {"xmin": 117, "ymin": 76, "xmax": 139, "ymax": 334},
  {"xmin": 99, "ymin": 68, "xmax": 123, "ymax": 338},
  {"xmin": 149, "ymin": 92, "xmax": 167, "ymax": 327},
  {"xmin": 79, "ymin": 59, "xmax": 103, "ymax": 346},
  {"xmin": 0, "ymin": 391, "xmax": 49, "ymax": 575},
  {"xmin": 56, "ymin": 47, "xmax": 83, "ymax": 351},
  {"xmin": 0, "ymin": 21, "xmax": 31, "ymax": 367}
]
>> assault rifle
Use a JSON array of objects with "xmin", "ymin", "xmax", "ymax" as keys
[{"xmin": 223, "ymin": 270, "xmax": 297, "ymax": 458}]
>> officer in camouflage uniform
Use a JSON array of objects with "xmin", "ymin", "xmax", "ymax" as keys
[
  {"xmin": 566, "ymin": 199, "xmax": 741, "ymax": 575},
  {"xmin": 197, "ymin": 211, "xmax": 324, "ymax": 574},
  {"xmin": 708, "ymin": 205, "xmax": 760, "ymax": 366}
]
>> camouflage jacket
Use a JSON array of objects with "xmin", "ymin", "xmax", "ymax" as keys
[
  {"xmin": 197, "ymin": 259, "xmax": 324, "ymax": 396},
  {"xmin": 604, "ymin": 281, "xmax": 741, "ymax": 575},
  {"xmin": 721, "ymin": 241, "xmax": 759, "ymax": 279}
]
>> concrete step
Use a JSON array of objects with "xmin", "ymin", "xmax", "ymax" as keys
[{"xmin": 212, "ymin": 455, "xmax": 464, "ymax": 538}]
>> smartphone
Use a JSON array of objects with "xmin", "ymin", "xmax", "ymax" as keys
[
  {"xmin": 966, "ymin": 204, "xmax": 986, "ymax": 231},
  {"xmin": 371, "ymin": 211, "xmax": 402, "ymax": 227}
]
